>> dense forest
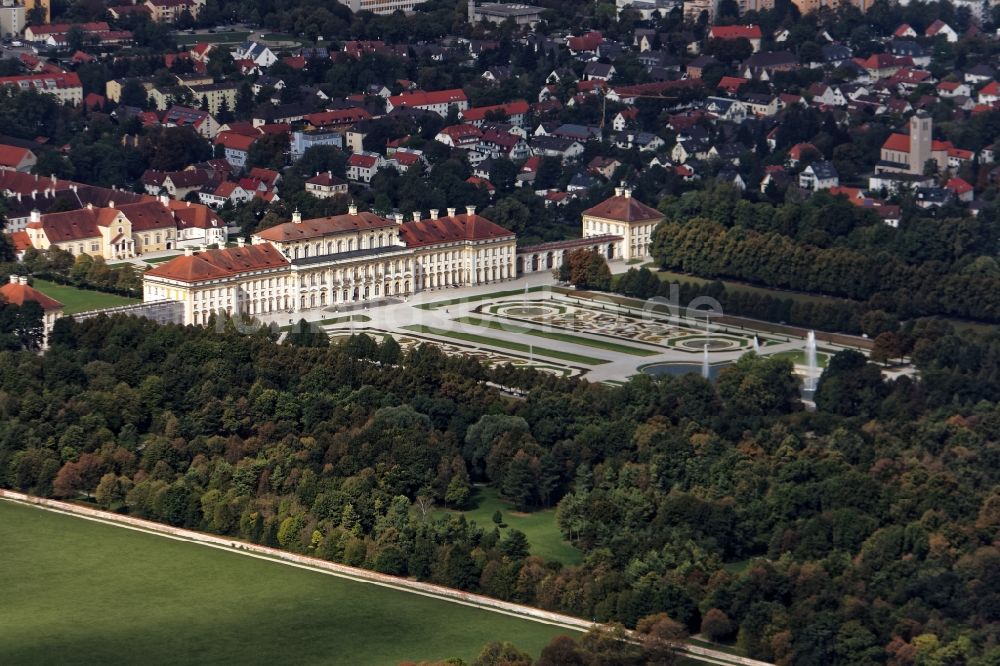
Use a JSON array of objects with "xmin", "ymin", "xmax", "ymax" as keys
[
  {"xmin": 0, "ymin": 309, "xmax": 999, "ymax": 664},
  {"xmin": 651, "ymin": 185, "xmax": 1000, "ymax": 324}
]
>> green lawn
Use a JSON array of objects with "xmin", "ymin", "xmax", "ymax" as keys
[
  {"xmin": 434, "ymin": 487, "xmax": 583, "ymax": 565},
  {"xmin": 403, "ymin": 324, "xmax": 607, "ymax": 366},
  {"xmin": 455, "ymin": 316, "xmax": 658, "ymax": 357},
  {"xmin": 769, "ymin": 349, "xmax": 831, "ymax": 368},
  {"xmin": 32, "ymin": 279, "xmax": 139, "ymax": 315},
  {"xmin": 0, "ymin": 501, "xmax": 574, "ymax": 665}
]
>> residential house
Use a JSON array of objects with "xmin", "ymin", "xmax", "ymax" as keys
[
  {"xmin": 233, "ymin": 42, "xmax": 278, "ymax": 68},
  {"xmin": 199, "ymin": 181, "xmax": 251, "ymax": 208},
  {"xmin": 0, "ymin": 144, "xmax": 36, "ymax": 173},
  {"xmin": 305, "ymin": 172, "xmax": 348, "ymax": 199},
  {"xmin": 798, "ymin": 160, "xmax": 839, "ymax": 191},
  {"xmin": 385, "ymin": 89, "xmax": 468, "ymax": 117},
  {"xmin": 346, "ymin": 151, "xmax": 384, "ymax": 184},
  {"xmin": 163, "ymin": 105, "xmax": 219, "ymax": 139},
  {"xmin": 290, "ymin": 129, "xmax": 343, "ymax": 160},
  {"xmin": 215, "ymin": 131, "xmax": 257, "ymax": 169},
  {"xmin": 530, "ymin": 136, "xmax": 585, "ymax": 160},
  {"xmin": 926, "ymin": 19, "xmax": 957, "ymax": 43},
  {"xmin": 583, "ymin": 62, "xmax": 615, "ymax": 81},
  {"xmin": 475, "ymin": 129, "xmax": 531, "ymax": 161},
  {"xmin": 707, "ymin": 25, "xmax": 762, "ymax": 53},
  {"xmin": 460, "ymin": 100, "xmax": 529, "ymax": 127}
]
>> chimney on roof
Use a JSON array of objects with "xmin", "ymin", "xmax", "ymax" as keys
[
  {"xmin": 86, "ymin": 202, "xmax": 93, "ymax": 210},
  {"xmin": 185, "ymin": 246, "xmax": 193, "ymax": 256},
  {"xmin": 30, "ymin": 190, "xmax": 36, "ymax": 199},
  {"xmin": 623, "ymin": 187, "xmax": 631, "ymax": 198},
  {"xmin": 292, "ymin": 209, "xmax": 302, "ymax": 224},
  {"xmin": 9, "ymin": 275, "xmax": 18, "ymax": 284},
  {"xmin": 348, "ymin": 203, "xmax": 358, "ymax": 215},
  {"xmin": 465, "ymin": 205, "xmax": 476, "ymax": 217},
  {"xmin": 109, "ymin": 200, "xmax": 115, "ymax": 209},
  {"xmin": 394, "ymin": 212, "xmax": 404, "ymax": 225},
  {"xmin": 430, "ymin": 209, "xmax": 439, "ymax": 220},
  {"xmin": 30, "ymin": 209, "xmax": 40, "ymax": 223},
  {"xmin": 50, "ymin": 173, "xmax": 56, "ymax": 184},
  {"xmin": 237, "ymin": 237, "xmax": 245, "ymax": 247},
  {"xmin": 199, "ymin": 244, "xmax": 207, "ymax": 253},
  {"xmin": 16, "ymin": 192, "xmax": 21, "ymax": 202},
  {"xmin": 412, "ymin": 211, "xmax": 421, "ymax": 222},
  {"xmin": 614, "ymin": 186, "xmax": 623, "ymax": 196},
  {"xmin": 159, "ymin": 194, "xmax": 169, "ymax": 207},
  {"xmin": 18, "ymin": 276, "xmax": 27, "ymax": 286},
  {"xmin": 447, "ymin": 207, "xmax": 456, "ymax": 217}
]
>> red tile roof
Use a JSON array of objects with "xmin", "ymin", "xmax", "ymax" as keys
[
  {"xmin": 461, "ymin": 100, "xmax": 529, "ymax": 122},
  {"xmin": 387, "ymin": 89, "xmax": 467, "ymax": 109},
  {"xmin": 256, "ymin": 212, "xmax": 394, "ymax": 242},
  {"xmin": 214, "ymin": 132, "xmax": 257, "ymax": 151},
  {"xmin": 583, "ymin": 193, "xmax": 663, "ymax": 222},
  {"xmin": 0, "ymin": 280, "xmax": 63, "ymax": 310},
  {"xmin": 399, "ymin": 212, "xmax": 513, "ymax": 247},
  {"xmin": 946, "ymin": 177, "xmax": 973, "ymax": 194},
  {"xmin": 709, "ymin": 25, "xmax": 762, "ymax": 40},
  {"xmin": 0, "ymin": 144, "xmax": 32, "ymax": 168},
  {"xmin": 882, "ymin": 132, "xmax": 910, "ymax": 152},
  {"xmin": 145, "ymin": 244, "xmax": 289, "ymax": 282},
  {"xmin": 306, "ymin": 108, "xmax": 372, "ymax": 126},
  {"xmin": 9, "ymin": 230, "xmax": 31, "ymax": 252}
]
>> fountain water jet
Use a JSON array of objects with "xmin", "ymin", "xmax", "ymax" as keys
[
  {"xmin": 805, "ymin": 331, "xmax": 818, "ymax": 391},
  {"xmin": 702, "ymin": 344, "xmax": 710, "ymax": 379},
  {"xmin": 752, "ymin": 336, "xmax": 760, "ymax": 354}
]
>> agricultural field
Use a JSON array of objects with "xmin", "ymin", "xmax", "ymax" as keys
[
  {"xmin": 0, "ymin": 501, "xmax": 572, "ymax": 665},
  {"xmin": 31, "ymin": 279, "xmax": 139, "ymax": 315}
]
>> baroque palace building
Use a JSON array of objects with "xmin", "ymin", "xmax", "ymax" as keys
[{"xmin": 143, "ymin": 204, "xmax": 516, "ymax": 325}]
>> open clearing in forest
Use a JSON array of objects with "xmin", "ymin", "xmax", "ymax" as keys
[
  {"xmin": 433, "ymin": 486, "xmax": 583, "ymax": 565},
  {"xmin": 0, "ymin": 501, "xmax": 571, "ymax": 665}
]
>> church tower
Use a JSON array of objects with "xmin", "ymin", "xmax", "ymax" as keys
[{"xmin": 909, "ymin": 110, "xmax": 932, "ymax": 175}]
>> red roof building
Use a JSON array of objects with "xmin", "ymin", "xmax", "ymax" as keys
[
  {"xmin": 145, "ymin": 244, "xmax": 289, "ymax": 282},
  {"xmin": 398, "ymin": 207, "xmax": 514, "ymax": 247},
  {"xmin": 0, "ymin": 275, "xmax": 63, "ymax": 311}
]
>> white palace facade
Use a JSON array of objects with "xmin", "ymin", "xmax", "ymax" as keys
[{"xmin": 143, "ymin": 204, "xmax": 516, "ymax": 325}]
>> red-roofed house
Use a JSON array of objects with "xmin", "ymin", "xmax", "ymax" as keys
[
  {"xmin": 946, "ymin": 177, "xmax": 974, "ymax": 202},
  {"xmin": 435, "ymin": 124, "xmax": 482, "ymax": 149},
  {"xmin": 346, "ymin": 152, "xmax": 385, "ymax": 184},
  {"xmin": 214, "ymin": 131, "xmax": 257, "ymax": 169},
  {"xmin": 0, "ymin": 145, "xmax": 37, "ymax": 173},
  {"xmin": 926, "ymin": 20, "xmax": 958, "ymax": 42},
  {"xmin": 305, "ymin": 171, "xmax": 348, "ymax": 199},
  {"xmin": 460, "ymin": 100, "xmax": 530, "ymax": 127},
  {"xmin": 385, "ymin": 89, "xmax": 468, "ymax": 117},
  {"xmin": 567, "ymin": 31, "xmax": 602, "ymax": 53},
  {"xmin": 978, "ymin": 81, "xmax": 1000, "ymax": 105},
  {"xmin": 708, "ymin": 25, "xmax": 762, "ymax": 52},
  {"xmin": 894, "ymin": 24, "xmax": 917, "ymax": 38}
]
